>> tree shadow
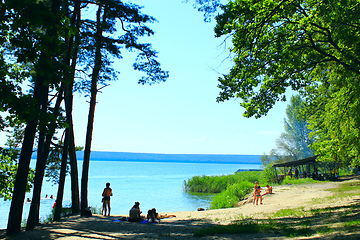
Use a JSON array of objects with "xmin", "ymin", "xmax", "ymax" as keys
[{"xmin": 2, "ymin": 202, "xmax": 360, "ymax": 239}]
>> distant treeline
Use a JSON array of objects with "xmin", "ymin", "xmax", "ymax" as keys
[{"xmin": 31, "ymin": 151, "xmax": 262, "ymax": 164}]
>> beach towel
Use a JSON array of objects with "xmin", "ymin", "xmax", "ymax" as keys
[{"xmin": 140, "ymin": 219, "xmax": 159, "ymax": 224}]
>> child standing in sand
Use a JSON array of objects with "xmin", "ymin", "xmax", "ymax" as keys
[{"xmin": 254, "ymin": 185, "xmax": 262, "ymax": 205}]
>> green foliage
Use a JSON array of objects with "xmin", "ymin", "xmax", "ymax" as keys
[
  {"xmin": 272, "ymin": 207, "xmax": 306, "ymax": 218},
  {"xmin": 186, "ymin": 0, "xmax": 222, "ymax": 22},
  {"xmin": 282, "ymin": 176, "xmax": 318, "ymax": 185},
  {"xmin": 0, "ymin": 150, "xmax": 35, "ymax": 201},
  {"xmin": 261, "ymin": 164, "xmax": 277, "ymax": 184},
  {"xmin": 307, "ymin": 85, "xmax": 360, "ymax": 167},
  {"xmin": 45, "ymin": 143, "xmax": 83, "ymax": 185},
  {"xmin": 90, "ymin": 205, "xmax": 102, "ymax": 215},
  {"xmin": 42, "ymin": 206, "xmax": 74, "ymax": 224},
  {"xmin": 194, "ymin": 218, "xmax": 312, "ymax": 238},
  {"xmin": 77, "ymin": 0, "xmax": 169, "ymax": 93},
  {"xmin": 185, "ymin": 171, "xmax": 267, "ymax": 209},
  {"xmin": 194, "ymin": 0, "xmax": 360, "ymax": 167},
  {"xmin": 260, "ymin": 96, "xmax": 315, "ymax": 178},
  {"xmin": 193, "ymin": 180, "xmax": 360, "ymax": 238},
  {"xmin": 278, "ymin": 96, "xmax": 314, "ymax": 160},
  {"xmin": 184, "ymin": 171, "xmax": 261, "ymax": 193},
  {"xmin": 0, "ymin": 153, "xmax": 18, "ymax": 200},
  {"xmin": 338, "ymin": 167, "xmax": 352, "ymax": 176},
  {"xmin": 0, "ymin": 122, "xmax": 34, "ymax": 200},
  {"xmin": 210, "ymin": 181, "xmax": 253, "ymax": 209},
  {"xmin": 214, "ymin": 0, "xmax": 360, "ymax": 117}
]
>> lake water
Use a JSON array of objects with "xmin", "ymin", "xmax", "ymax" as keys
[{"xmin": 0, "ymin": 160, "xmax": 261, "ymax": 229}]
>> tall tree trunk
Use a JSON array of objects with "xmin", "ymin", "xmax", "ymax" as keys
[
  {"xmin": 26, "ymin": 0, "xmax": 62, "ymax": 230},
  {"xmin": 26, "ymin": 86, "xmax": 63, "ymax": 230},
  {"xmin": 65, "ymin": 83, "xmax": 80, "ymax": 214},
  {"xmin": 53, "ymin": 128, "xmax": 70, "ymax": 221},
  {"xmin": 68, "ymin": 124, "xmax": 80, "ymax": 214},
  {"xmin": 66, "ymin": 0, "xmax": 81, "ymax": 214},
  {"xmin": 81, "ymin": 3, "xmax": 104, "ymax": 215},
  {"xmin": 26, "ymin": 83, "xmax": 49, "ymax": 230},
  {"xmin": 6, "ymin": 75, "xmax": 45, "ymax": 236}
]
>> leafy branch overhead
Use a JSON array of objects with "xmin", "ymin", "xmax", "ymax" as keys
[
  {"xmin": 76, "ymin": 0, "xmax": 168, "ymax": 93},
  {"xmin": 191, "ymin": 0, "xmax": 360, "ymax": 167},
  {"xmin": 213, "ymin": 0, "xmax": 360, "ymax": 118}
]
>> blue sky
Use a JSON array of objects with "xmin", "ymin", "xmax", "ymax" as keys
[{"xmin": 0, "ymin": 0, "xmax": 291, "ymax": 155}]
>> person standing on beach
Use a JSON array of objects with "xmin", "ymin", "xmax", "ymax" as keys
[
  {"xmin": 102, "ymin": 182, "xmax": 112, "ymax": 216},
  {"xmin": 253, "ymin": 181, "xmax": 258, "ymax": 205},
  {"xmin": 254, "ymin": 185, "xmax": 262, "ymax": 205}
]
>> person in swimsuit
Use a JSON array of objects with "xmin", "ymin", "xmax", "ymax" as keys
[
  {"xmin": 147, "ymin": 208, "xmax": 176, "ymax": 223},
  {"xmin": 253, "ymin": 181, "xmax": 258, "ymax": 205},
  {"xmin": 129, "ymin": 202, "xmax": 145, "ymax": 222},
  {"xmin": 255, "ymin": 185, "xmax": 262, "ymax": 205},
  {"xmin": 102, "ymin": 182, "xmax": 112, "ymax": 216},
  {"xmin": 262, "ymin": 185, "xmax": 273, "ymax": 196}
]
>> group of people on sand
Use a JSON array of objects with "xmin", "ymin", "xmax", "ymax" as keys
[
  {"xmin": 128, "ymin": 201, "xmax": 176, "ymax": 223},
  {"xmin": 253, "ymin": 181, "xmax": 272, "ymax": 205},
  {"xmin": 101, "ymin": 182, "xmax": 176, "ymax": 222}
]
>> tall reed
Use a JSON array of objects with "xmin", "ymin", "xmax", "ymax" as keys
[{"xmin": 184, "ymin": 171, "xmax": 262, "ymax": 193}]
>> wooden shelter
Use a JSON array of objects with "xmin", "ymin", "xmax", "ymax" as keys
[{"xmin": 273, "ymin": 155, "xmax": 319, "ymax": 181}]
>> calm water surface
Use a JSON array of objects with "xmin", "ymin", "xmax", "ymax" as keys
[{"xmin": 0, "ymin": 160, "xmax": 260, "ymax": 229}]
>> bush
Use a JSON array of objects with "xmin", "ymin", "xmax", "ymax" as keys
[
  {"xmin": 185, "ymin": 171, "xmax": 274, "ymax": 210},
  {"xmin": 261, "ymin": 164, "xmax": 277, "ymax": 184},
  {"xmin": 282, "ymin": 176, "xmax": 317, "ymax": 185},
  {"xmin": 210, "ymin": 181, "xmax": 254, "ymax": 209}
]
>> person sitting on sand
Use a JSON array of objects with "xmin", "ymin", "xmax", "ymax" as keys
[
  {"xmin": 147, "ymin": 208, "xmax": 176, "ymax": 223},
  {"xmin": 102, "ymin": 182, "xmax": 112, "ymax": 216},
  {"xmin": 254, "ymin": 185, "xmax": 262, "ymax": 205},
  {"xmin": 262, "ymin": 185, "xmax": 273, "ymax": 196},
  {"xmin": 147, "ymin": 208, "xmax": 159, "ymax": 223},
  {"xmin": 129, "ymin": 202, "xmax": 145, "ymax": 222}
]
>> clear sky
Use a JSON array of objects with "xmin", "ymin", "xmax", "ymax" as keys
[{"xmin": 0, "ymin": 0, "xmax": 291, "ymax": 155}]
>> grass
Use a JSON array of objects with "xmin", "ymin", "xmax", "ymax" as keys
[
  {"xmin": 271, "ymin": 207, "xmax": 306, "ymax": 218},
  {"xmin": 195, "ymin": 202, "xmax": 360, "ymax": 238},
  {"xmin": 281, "ymin": 176, "xmax": 319, "ymax": 185},
  {"xmin": 21, "ymin": 206, "xmax": 74, "ymax": 227},
  {"xmin": 193, "ymin": 179, "xmax": 360, "ymax": 238}
]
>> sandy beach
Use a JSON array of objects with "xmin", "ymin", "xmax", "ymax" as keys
[{"xmin": 1, "ymin": 179, "xmax": 359, "ymax": 239}]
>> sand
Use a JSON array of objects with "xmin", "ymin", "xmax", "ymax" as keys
[{"xmin": 1, "ymin": 179, "xmax": 359, "ymax": 240}]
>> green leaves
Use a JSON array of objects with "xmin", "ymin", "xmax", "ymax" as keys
[
  {"xmin": 0, "ymin": 144, "xmax": 35, "ymax": 201},
  {"xmin": 308, "ymin": 83, "xmax": 360, "ymax": 167},
  {"xmin": 214, "ymin": 0, "xmax": 360, "ymax": 118},
  {"xmin": 193, "ymin": 0, "xmax": 360, "ymax": 167}
]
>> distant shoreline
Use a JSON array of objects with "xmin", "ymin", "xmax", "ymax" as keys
[{"xmin": 31, "ymin": 151, "xmax": 262, "ymax": 165}]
